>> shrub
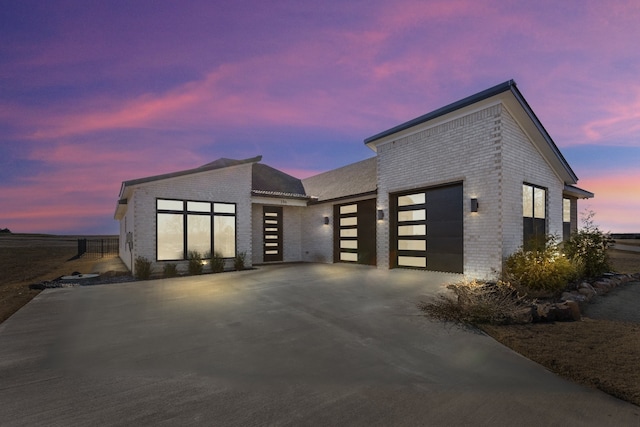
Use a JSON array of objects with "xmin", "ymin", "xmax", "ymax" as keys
[
  {"xmin": 134, "ymin": 256, "xmax": 152, "ymax": 280},
  {"xmin": 505, "ymin": 235, "xmax": 578, "ymax": 294},
  {"xmin": 163, "ymin": 263, "xmax": 178, "ymax": 278},
  {"xmin": 234, "ymin": 251, "xmax": 246, "ymax": 271},
  {"xmin": 418, "ymin": 280, "xmax": 529, "ymax": 325},
  {"xmin": 563, "ymin": 210, "xmax": 613, "ymax": 277},
  {"xmin": 187, "ymin": 250, "xmax": 203, "ymax": 275},
  {"xmin": 210, "ymin": 251, "xmax": 225, "ymax": 273}
]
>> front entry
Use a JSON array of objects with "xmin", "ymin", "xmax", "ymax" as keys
[
  {"xmin": 334, "ymin": 199, "xmax": 377, "ymax": 265},
  {"xmin": 263, "ymin": 206, "xmax": 283, "ymax": 262}
]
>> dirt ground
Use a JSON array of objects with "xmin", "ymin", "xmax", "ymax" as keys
[
  {"xmin": 483, "ymin": 244, "xmax": 640, "ymax": 407},
  {"xmin": 1, "ymin": 235, "xmax": 640, "ymax": 407}
]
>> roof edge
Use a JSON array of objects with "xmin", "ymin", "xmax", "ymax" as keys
[
  {"xmin": 121, "ymin": 155, "xmax": 262, "ymax": 189},
  {"xmin": 507, "ymin": 85, "xmax": 578, "ymax": 183},
  {"xmin": 364, "ymin": 80, "xmax": 515, "ymax": 145},
  {"xmin": 563, "ymin": 184, "xmax": 594, "ymax": 199}
]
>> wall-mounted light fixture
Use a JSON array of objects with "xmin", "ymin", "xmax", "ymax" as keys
[
  {"xmin": 323, "ymin": 216, "xmax": 330, "ymax": 225},
  {"xmin": 377, "ymin": 209, "xmax": 385, "ymax": 220},
  {"xmin": 470, "ymin": 198, "xmax": 479, "ymax": 213}
]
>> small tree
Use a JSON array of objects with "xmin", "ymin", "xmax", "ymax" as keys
[{"xmin": 563, "ymin": 210, "xmax": 613, "ymax": 277}]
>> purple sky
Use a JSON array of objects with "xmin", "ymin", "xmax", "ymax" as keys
[{"xmin": 1, "ymin": 0, "xmax": 639, "ymax": 234}]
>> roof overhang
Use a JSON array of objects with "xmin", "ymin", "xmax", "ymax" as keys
[
  {"xmin": 364, "ymin": 80, "xmax": 579, "ymax": 185},
  {"xmin": 563, "ymin": 184, "xmax": 594, "ymax": 199},
  {"xmin": 114, "ymin": 198, "xmax": 128, "ymax": 220}
]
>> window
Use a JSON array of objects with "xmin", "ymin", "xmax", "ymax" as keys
[
  {"xmin": 563, "ymin": 198, "xmax": 571, "ymax": 241},
  {"xmin": 523, "ymin": 184, "xmax": 546, "ymax": 249},
  {"xmin": 156, "ymin": 199, "xmax": 236, "ymax": 261}
]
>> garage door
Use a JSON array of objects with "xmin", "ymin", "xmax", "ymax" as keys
[
  {"xmin": 334, "ymin": 199, "xmax": 377, "ymax": 265},
  {"xmin": 390, "ymin": 184, "xmax": 463, "ymax": 273}
]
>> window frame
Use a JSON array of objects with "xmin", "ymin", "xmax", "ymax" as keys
[
  {"xmin": 522, "ymin": 183, "xmax": 547, "ymax": 249},
  {"xmin": 156, "ymin": 198, "xmax": 237, "ymax": 261}
]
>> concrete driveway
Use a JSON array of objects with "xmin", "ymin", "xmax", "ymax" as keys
[{"xmin": 0, "ymin": 264, "xmax": 638, "ymax": 426}]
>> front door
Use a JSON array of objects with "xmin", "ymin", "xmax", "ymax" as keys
[{"xmin": 263, "ymin": 206, "xmax": 283, "ymax": 262}]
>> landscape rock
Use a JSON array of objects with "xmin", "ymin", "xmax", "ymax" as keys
[
  {"xmin": 577, "ymin": 288, "xmax": 596, "ymax": 300},
  {"xmin": 512, "ymin": 306, "xmax": 534, "ymax": 324},
  {"xmin": 563, "ymin": 300, "xmax": 581, "ymax": 321}
]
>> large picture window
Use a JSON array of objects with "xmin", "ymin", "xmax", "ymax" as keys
[
  {"xmin": 156, "ymin": 199, "xmax": 236, "ymax": 261},
  {"xmin": 523, "ymin": 184, "xmax": 546, "ymax": 249}
]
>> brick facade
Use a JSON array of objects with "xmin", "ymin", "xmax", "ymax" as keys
[
  {"xmin": 115, "ymin": 81, "xmax": 590, "ymax": 280},
  {"xmin": 121, "ymin": 163, "xmax": 253, "ymax": 275}
]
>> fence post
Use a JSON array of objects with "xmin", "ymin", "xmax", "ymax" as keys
[{"xmin": 77, "ymin": 239, "xmax": 87, "ymax": 257}]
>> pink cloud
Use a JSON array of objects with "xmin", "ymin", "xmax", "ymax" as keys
[
  {"xmin": 582, "ymin": 87, "xmax": 640, "ymax": 144},
  {"xmin": 577, "ymin": 170, "xmax": 640, "ymax": 233}
]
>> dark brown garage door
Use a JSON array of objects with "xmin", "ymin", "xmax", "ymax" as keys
[
  {"xmin": 334, "ymin": 199, "xmax": 377, "ymax": 266},
  {"xmin": 390, "ymin": 183, "xmax": 463, "ymax": 273}
]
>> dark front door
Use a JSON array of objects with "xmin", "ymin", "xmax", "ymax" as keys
[
  {"xmin": 334, "ymin": 199, "xmax": 377, "ymax": 266},
  {"xmin": 263, "ymin": 206, "xmax": 283, "ymax": 262}
]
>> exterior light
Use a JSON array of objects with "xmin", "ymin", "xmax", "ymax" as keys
[
  {"xmin": 471, "ymin": 198, "xmax": 479, "ymax": 213},
  {"xmin": 323, "ymin": 216, "xmax": 330, "ymax": 225},
  {"xmin": 377, "ymin": 209, "xmax": 384, "ymax": 220}
]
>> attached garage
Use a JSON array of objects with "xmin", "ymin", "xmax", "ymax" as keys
[{"xmin": 389, "ymin": 183, "xmax": 463, "ymax": 273}]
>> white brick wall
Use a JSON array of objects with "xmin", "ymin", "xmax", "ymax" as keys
[
  {"xmin": 501, "ymin": 107, "xmax": 565, "ymax": 259},
  {"xmin": 118, "ymin": 194, "xmax": 136, "ymax": 271},
  {"xmin": 377, "ymin": 104, "xmax": 503, "ymax": 279},
  {"xmin": 301, "ymin": 204, "xmax": 334, "ymax": 263},
  {"xmin": 122, "ymin": 163, "xmax": 253, "ymax": 275}
]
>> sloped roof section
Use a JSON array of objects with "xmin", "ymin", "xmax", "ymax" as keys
[
  {"xmin": 302, "ymin": 157, "xmax": 377, "ymax": 202},
  {"xmin": 251, "ymin": 163, "xmax": 307, "ymax": 198},
  {"xmin": 121, "ymin": 155, "xmax": 262, "ymax": 189},
  {"xmin": 364, "ymin": 80, "xmax": 579, "ymax": 185}
]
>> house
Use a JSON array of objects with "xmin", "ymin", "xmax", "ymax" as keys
[{"xmin": 114, "ymin": 80, "xmax": 593, "ymax": 279}]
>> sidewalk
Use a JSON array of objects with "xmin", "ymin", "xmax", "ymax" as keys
[{"xmin": 90, "ymin": 256, "xmax": 129, "ymax": 274}]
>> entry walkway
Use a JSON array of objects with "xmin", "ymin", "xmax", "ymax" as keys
[{"xmin": 0, "ymin": 264, "xmax": 637, "ymax": 425}]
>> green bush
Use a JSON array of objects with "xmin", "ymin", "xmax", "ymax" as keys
[
  {"xmin": 163, "ymin": 263, "xmax": 178, "ymax": 278},
  {"xmin": 418, "ymin": 280, "xmax": 529, "ymax": 325},
  {"xmin": 187, "ymin": 250, "xmax": 204, "ymax": 275},
  {"xmin": 505, "ymin": 235, "xmax": 578, "ymax": 294},
  {"xmin": 134, "ymin": 256, "xmax": 152, "ymax": 280},
  {"xmin": 210, "ymin": 251, "xmax": 225, "ymax": 273},
  {"xmin": 563, "ymin": 210, "xmax": 613, "ymax": 277},
  {"xmin": 234, "ymin": 251, "xmax": 246, "ymax": 271}
]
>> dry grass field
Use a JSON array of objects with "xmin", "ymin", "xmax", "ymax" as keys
[
  {"xmin": 0, "ymin": 234, "xmax": 117, "ymax": 323},
  {"xmin": 1, "ymin": 234, "xmax": 639, "ymax": 406}
]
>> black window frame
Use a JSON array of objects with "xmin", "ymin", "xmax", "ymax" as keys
[
  {"xmin": 156, "ymin": 198, "xmax": 237, "ymax": 262},
  {"xmin": 523, "ymin": 183, "xmax": 547, "ymax": 250}
]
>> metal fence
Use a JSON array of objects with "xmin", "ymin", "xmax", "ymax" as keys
[{"xmin": 77, "ymin": 237, "xmax": 119, "ymax": 258}]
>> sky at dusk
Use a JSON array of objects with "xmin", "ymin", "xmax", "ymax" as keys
[{"xmin": 1, "ymin": 0, "xmax": 639, "ymax": 234}]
